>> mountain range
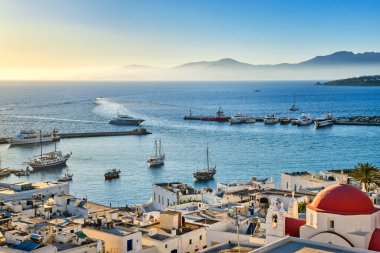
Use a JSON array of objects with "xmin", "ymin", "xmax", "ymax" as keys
[{"xmin": 78, "ymin": 51, "xmax": 380, "ymax": 80}]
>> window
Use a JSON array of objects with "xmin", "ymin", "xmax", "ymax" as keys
[
  {"xmin": 189, "ymin": 239, "xmax": 192, "ymax": 245},
  {"xmin": 162, "ymin": 196, "xmax": 164, "ymax": 205},
  {"xmin": 294, "ymin": 184, "xmax": 297, "ymax": 191},
  {"xmin": 167, "ymin": 199, "xmax": 170, "ymax": 207},
  {"xmin": 328, "ymin": 220, "xmax": 334, "ymax": 229},
  {"xmin": 286, "ymin": 182, "xmax": 288, "ymax": 189},
  {"xmin": 199, "ymin": 235, "xmax": 203, "ymax": 240},
  {"xmin": 70, "ymin": 229, "xmax": 74, "ymax": 233},
  {"xmin": 158, "ymin": 195, "xmax": 160, "ymax": 204},
  {"xmin": 165, "ymin": 244, "xmax": 168, "ymax": 248},
  {"xmin": 127, "ymin": 239, "xmax": 133, "ymax": 251},
  {"xmin": 154, "ymin": 193, "xmax": 156, "ymax": 201},
  {"xmin": 309, "ymin": 213, "xmax": 313, "ymax": 226}
]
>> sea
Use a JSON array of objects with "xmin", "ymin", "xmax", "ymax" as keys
[{"xmin": 0, "ymin": 81, "xmax": 379, "ymax": 207}]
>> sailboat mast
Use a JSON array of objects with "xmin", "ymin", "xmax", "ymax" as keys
[
  {"xmin": 155, "ymin": 140, "xmax": 158, "ymax": 156},
  {"xmin": 158, "ymin": 139, "xmax": 162, "ymax": 156},
  {"xmin": 206, "ymin": 144, "xmax": 209, "ymax": 169},
  {"xmin": 40, "ymin": 130, "xmax": 42, "ymax": 158},
  {"xmin": 293, "ymin": 92, "xmax": 296, "ymax": 106}
]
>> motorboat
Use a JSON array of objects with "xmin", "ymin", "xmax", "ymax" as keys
[
  {"xmin": 263, "ymin": 114, "xmax": 279, "ymax": 124},
  {"xmin": 315, "ymin": 113, "xmax": 334, "ymax": 128},
  {"xmin": 0, "ymin": 168, "xmax": 11, "ymax": 177},
  {"xmin": 104, "ymin": 169, "xmax": 121, "ymax": 180},
  {"xmin": 7, "ymin": 129, "xmax": 60, "ymax": 146},
  {"xmin": 296, "ymin": 113, "xmax": 312, "ymax": 126},
  {"xmin": 58, "ymin": 173, "xmax": 73, "ymax": 182},
  {"xmin": 193, "ymin": 144, "xmax": 217, "ymax": 181},
  {"xmin": 279, "ymin": 116, "xmax": 292, "ymax": 124},
  {"xmin": 230, "ymin": 113, "xmax": 248, "ymax": 124},
  {"xmin": 289, "ymin": 93, "xmax": 299, "ymax": 111},
  {"xmin": 0, "ymin": 155, "xmax": 11, "ymax": 177},
  {"xmin": 245, "ymin": 116, "xmax": 257, "ymax": 124},
  {"xmin": 15, "ymin": 169, "xmax": 31, "ymax": 177},
  {"xmin": 147, "ymin": 140, "xmax": 165, "ymax": 167},
  {"xmin": 109, "ymin": 113, "xmax": 145, "ymax": 126},
  {"xmin": 27, "ymin": 135, "xmax": 71, "ymax": 169}
]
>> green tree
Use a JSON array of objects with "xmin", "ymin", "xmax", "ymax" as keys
[
  {"xmin": 350, "ymin": 163, "xmax": 380, "ymax": 192},
  {"xmin": 298, "ymin": 200, "xmax": 307, "ymax": 213}
]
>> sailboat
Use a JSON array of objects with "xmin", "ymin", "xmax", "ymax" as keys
[
  {"xmin": 289, "ymin": 93, "xmax": 299, "ymax": 111},
  {"xmin": 193, "ymin": 144, "xmax": 217, "ymax": 181},
  {"xmin": 27, "ymin": 130, "xmax": 71, "ymax": 169},
  {"xmin": 147, "ymin": 139, "xmax": 165, "ymax": 167}
]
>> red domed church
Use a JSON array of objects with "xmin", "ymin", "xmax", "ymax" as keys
[{"xmin": 266, "ymin": 183, "xmax": 380, "ymax": 251}]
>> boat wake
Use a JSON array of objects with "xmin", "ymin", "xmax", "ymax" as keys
[
  {"xmin": 92, "ymin": 98, "xmax": 137, "ymax": 117},
  {"xmin": 10, "ymin": 115, "xmax": 105, "ymax": 124}
]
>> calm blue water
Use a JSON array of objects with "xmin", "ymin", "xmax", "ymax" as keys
[{"xmin": 0, "ymin": 81, "xmax": 379, "ymax": 206}]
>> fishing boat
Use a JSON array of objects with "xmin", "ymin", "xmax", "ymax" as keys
[
  {"xmin": 296, "ymin": 113, "xmax": 312, "ymax": 126},
  {"xmin": 58, "ymin": 173, "xmax": 73, "ymax": 182},
  {"xmin": 289, "ymin": 93, "xmax": 299, "ymax": 111},
  {"xmin": 7, "ymin": 129, "xmax": 60, "ymax": 146},
  {"xmin": 147, "ymin": 140, "xmax": 165, "ymax": 167},
  {"xmin": 109, "ymin": 113, "xmax": 145, "ymax": 126},
  {"xmin": 201, "ymin": 107, "xmax": 231, "ymax": 122},
  {"xmin": 263, "ymin": 114, "xmax": 279, "ymax": 124},
  {"xmin": 104, "ymin": 169, "xmax": 121, "ymax": 180},
  {"xmin": 27, "ymin": 131, "xmax": 71, "ymax": 169},
  {"xmin": 193, "ymin": 144, "xmax": 217, "ymax": 181},
  {"xmin": 15, "ymin": 169, "xmax": 31, "ymax": 177},
  {"xmin": 314, "ymin": 113, "xmax": 334, "ymax": 128},
  {"xmin": 230, "ymin": 113, "xmax": 247, "ymax": 124}
]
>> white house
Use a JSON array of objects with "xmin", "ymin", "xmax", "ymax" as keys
[
  {"xmin": 83, "ymin": 226, "xmax": 142, "ymax": 253},
  {"xmin": 152, "ymin": 183, "xmax": 202, "ymax": 211}
]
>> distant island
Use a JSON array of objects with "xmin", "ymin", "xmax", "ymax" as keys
[{"xmin": 316, "ymin": 75, "xmax": 380, "ymax": 86}]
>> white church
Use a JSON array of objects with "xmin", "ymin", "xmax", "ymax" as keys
[{"xmin": 266, "ymin": 182, "xmax": 380, "ymax": 251}]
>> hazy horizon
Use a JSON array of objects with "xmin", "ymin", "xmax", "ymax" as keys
[{"xmin": 1, "ymin": 0, "xmax": 380, "ymax": 80}]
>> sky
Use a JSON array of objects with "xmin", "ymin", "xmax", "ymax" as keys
[{"xmin": 0, "ymin": 0, "xmax": 380, "ymax": 80}]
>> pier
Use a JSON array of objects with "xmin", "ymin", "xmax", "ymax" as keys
[{"xmin": 0, "ymin": 128, "xmax": 151, "ymax": 144}]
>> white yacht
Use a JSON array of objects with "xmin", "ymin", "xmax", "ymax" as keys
[
  {"xmin": 263, "ymin": 114, "xmax": 279, "ymax": 124},
  {"xmin": 296, "ymin": 113, "xmax": 312, "ymax": 126},
  {"xmin": 7, "ymin": 129, "xmax": 60, "ymax": 146},
  {"xmin": 315, "ymin": 113, "xmax": 334, "ymax": 128},
  {"xmin": 230, "ymin": 113, "xmax": 248, "ymax": 124},
  {"xmin": 109, "ymin": 113, "xmax": 145, "ymax": 126},
  {"xmin": 147, "ymin": 140, "xmax": 165, "ymax": 167}
]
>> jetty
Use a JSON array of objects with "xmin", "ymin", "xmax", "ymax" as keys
[{"xmin": 0, "ymin": 128, "xmax": 151, "ymax": 144}]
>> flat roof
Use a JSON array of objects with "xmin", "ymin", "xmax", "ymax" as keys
[
  {"xmin": 154, "ymin": 182, "xmax": 200, "ymax": 195},
  {"xmin": 143, "ymin": 222, "xmax": 204, "ymax": 236},
  {"xmin": 201, "ymin": 242, "xmax": 261, "ymax": 253}
]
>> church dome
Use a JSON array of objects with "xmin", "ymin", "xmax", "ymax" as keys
[{"xmin": 308, "ymin": 184, "xmax": 376, "ymax": 215}]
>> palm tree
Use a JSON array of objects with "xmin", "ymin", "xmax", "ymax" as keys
[{"xmin": 350, "ymin": 163, "xmax": 380, "ymax": 192}]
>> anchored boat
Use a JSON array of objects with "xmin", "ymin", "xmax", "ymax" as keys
[
  {"xmin": 289, "ymin": 93, "xmax": 299, "ymax": 111},
  {"xmin": 7, "ymin": 129, "xmax": 60, "ymax": 146},
  {"xmin": 104, "ymin": 169, "xmax": 121, "ymax": 180},
  {"xmin": 193, "ymin": 144, "xmax": 216, "ymax": 181},
  {"xmin": 27, "ymin": 131, "xmax": 71, "ymax": 169},
  {"xmin": 58, "ymin": 173, "xmax": 73, "ymax": 182},
  {"xmin": 147, "ymin": 139, "xmax": 165, "ymax": 167},
  {"xmin": 315, "ymin": 113, "xmax": 334, "ymax": 128}
]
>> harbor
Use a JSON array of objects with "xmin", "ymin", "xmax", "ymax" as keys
[{"xmin": 184, "ymin": 109, "xmax": 380, "ymax": 126}]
